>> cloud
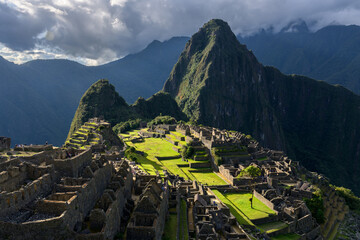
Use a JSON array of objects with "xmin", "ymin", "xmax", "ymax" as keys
[{"xmin": 1, "ymin": 0, "xmax": 360, "ymax": 65}]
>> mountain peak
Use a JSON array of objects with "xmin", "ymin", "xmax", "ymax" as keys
[
  {"xmin": 163, "ymin": 19, "xmax": 282, "ymax": 148},
  {"xmin": 185, "ymin": 19, "xmax": 241, "ymax": 56},
  {"xmin": 67, "ymin": 79, "xmax": 131, "ymax": 138}
]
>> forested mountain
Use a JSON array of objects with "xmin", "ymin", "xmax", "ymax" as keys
[{"xmin": 163, "ymin": 19, "xmax": 360, "ymax": 194}]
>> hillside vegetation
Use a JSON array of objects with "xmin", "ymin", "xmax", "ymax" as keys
[{"xmin": 163, "ymin": 19, "xmax": 360, "ymax": 195}]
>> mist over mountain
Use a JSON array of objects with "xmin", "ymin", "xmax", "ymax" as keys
[
  {"xmin": 239, "ymin": 22, "xmax": 360, "ymax": 95},
  {"xmin": 163, "ymin": 19, "xmax": 360, "ymax": 195},
  {"xmin": 0, "ymin": 37, "xmax": 188, "ymax": 146}
]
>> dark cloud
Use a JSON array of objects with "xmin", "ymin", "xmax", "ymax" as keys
[
  {"xmin": 1, "ymin": 0, "xmax": 360, "ymax": 65},
  {"xmin": 0, "ymin": 3, "xmax": 53, "ymax": 50}
]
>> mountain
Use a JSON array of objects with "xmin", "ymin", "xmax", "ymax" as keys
[
  {"xmin": 68, "ymin": 79, "xmax": 186, "ymax": 137},
  {"xmin": 0, "ymin": 37, "xmax": 189, "ymax": 146},
  {"xmin": 163, "ymin": 19, "xmax": 360, "ymax": 195},
  {"xmin": 239, "ymin": 23, "xmax": 360, "ymax": 95}
]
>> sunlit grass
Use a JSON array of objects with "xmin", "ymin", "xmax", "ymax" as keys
[{"xmin": 224, "ymin": 192, "xmax": 276, "ymax": 220}]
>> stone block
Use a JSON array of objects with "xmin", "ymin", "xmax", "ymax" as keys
[
  {"xmin": 0, "ymin": 171, "xmax": 8, "ymax": 183},
  {"xmin": 7, "ymin": 166, "xmax": 20, "ymax": 177},
  {"xmin": 90, "ymin": 208, "xmax": 106, "ymax": 231}
]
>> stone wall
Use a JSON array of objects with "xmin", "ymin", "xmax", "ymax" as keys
[
  {"xmin": 14, "ymin": 144, "xmax": 53, "ymax": 152},
  {"xmin": 0, "ymin": 173, "xmax": 54, "ymax": 218},
  {"xmin": 0, "ymin": 137, "xmax": 11, "ymax": 151},
  {"xmin": 0, "ymin": 159, "xmax": 114, "ymax": 239},
  {"xmin": 54, "ymin": 148, "xmax": 92, "ymax": 177},
  {"xmin": 253, "ymin": 190, "xmax": 277, "ymax": 213}
]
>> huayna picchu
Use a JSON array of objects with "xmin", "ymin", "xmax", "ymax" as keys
[
  {"xmin": 0, "ymin": 18, "xmax": 359, "ymax": 240},
  {"xmin": 163, "ymin": 19, "xmax": 360, "ymax": 196}
]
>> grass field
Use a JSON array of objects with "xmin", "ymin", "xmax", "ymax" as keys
[
  {"xmin": 211, "ymin": 190, "xmax": 254, "ymax": 226},
  {"xmin": 124, "ymin": 130, "xmax": 229, "ymax": 186},
  {"xmin": 129, "ymin": 138, "xmax": 179, "ymax": 158},
  {"xmin": 189, "ymin": 171, "xmax": 227, "ymax": 186},
  {"xmin": 163, "ymin": 211, "xmax": 177, "ymax": 240},
  {"xmin": 119, "ymin": 129, "xmax": 141, "ymax": 139},
  {"xmin": 258, "ymin": 221, "xmax": 288, "ymax": 233},
  {"xmin": 179, "ymin": 199, "xmax": 189, "ymax": 240},
  {"xmin": 130, "ymin": 152, "xmax": 163, "ymax": 175},
  {"xmin": 224, "ymin": 192, "xmax": 276, "ymax": 220}
]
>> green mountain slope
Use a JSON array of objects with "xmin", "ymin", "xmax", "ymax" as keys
[
  {"xmin": 68, "ymin": 79, "xmax": 186, "ymax": 138},
  {"xmin": 163, "ymin": 19, "xmax": 360, "ymax": 194}
]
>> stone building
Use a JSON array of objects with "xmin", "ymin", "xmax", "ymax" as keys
[
  {"xmin": 0, "ymin": 137, "xmax": 10, "ymax": 151},
  {"xmin": 126, "ymin": 179, "xmax": 169, "ymax": 240}
]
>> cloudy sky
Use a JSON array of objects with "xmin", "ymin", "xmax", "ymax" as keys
[{"xmin": 1, "ymin": 0, "xmax": 360, "ymax": 65}]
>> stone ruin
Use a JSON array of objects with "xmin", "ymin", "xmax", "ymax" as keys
[
  {"xmin": 0, "ymin": 120, "xmax": 351, "ymax": 239},
  {"xmin": 0, "ymin": 137, "xmax": 11, "ymax": 151},
  {"xmin": 127, "ymin": 178, "xmax": 169, "ymax": 240},
  {"xmin": 0, "ymin": 145, "xmax": 135, "ymax": 239}
]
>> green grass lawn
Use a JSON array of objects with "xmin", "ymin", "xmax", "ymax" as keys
[
  {"xmin": 170, "ymin": 131, "xmax": 185, "ymax": 138},
  {"xmin": 211, "ymin": 190, "xmax": 254, "ymax": 226},
  {"xmin": 127, "ymin": 135, "xmax": 227, "ymax": 186},
  {"xmin": 258, "ymin": 221, "xmax": 288, "ymax": 233},
  {"xmin": 162, "ymin": 212, "xmax": 177, "ymax": 240},
  {"xmin": 130, "ymin": 152, "xmax": 162, "ymax": 175},
  {"xmin": 224, "ymin": 192, "xmax": 276, "ymax": 220},
  {"xmin": 179, "ymin": 199, "xmax": 189, "ymax": 240},
  {"xmin": 271, "ymin": 233, "xmax": 300, "ymax": 240},
  {"xmin": 189, "ymin": 171, "xmax": 227, "ymax": 186},
  {"xmin": 168, "ymin": 132, "xmax": 187, "ymax": 146},
  {"xmin": 131, "ymin": 138, "xmax": 179, "ymax": 157}
]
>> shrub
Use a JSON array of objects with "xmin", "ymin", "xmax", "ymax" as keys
[
  {"xmin": 181, "ymin": 146, "xmax": 194, "ymax": 159},
  {"xmin": 333, "ymin": 186, "xmax": 360, "ymax": 211},
  {"xmin": 147, "ymin": 115, "xmax": 176, "ymax": 127},
  {"xmin": 211, "ymin": 148, "xmax": 223, "ymax": 165},
  {"xmin": 113, "ymin": 119, "xmax": 143, "ymax": 134},
  {"xmin": 304, "ymin": 191, "xmax": 325, "ymax": 224},
  {"xmin": 238, "ymin": 165, "xmax": 261, "ymax": 178}
]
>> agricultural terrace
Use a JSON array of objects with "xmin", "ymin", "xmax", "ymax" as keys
[
  {"xmin": 224, "ymin": 192, "xmax": 276, "ymax": 220},
  {"xmin": 121, "ymin": 130, "xmax": 227, "ymax": 185},
  {"xmin": 211, "ymin": 190, "xmax": 290, "ymax": 236}
]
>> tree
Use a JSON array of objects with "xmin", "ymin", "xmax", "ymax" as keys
[{"xmin": 240, "ymin": 165, "xmax": 261, "ymax": 208}]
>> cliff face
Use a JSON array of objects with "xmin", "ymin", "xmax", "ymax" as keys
[
  {"xmin": 164, "ymin": 19, "xmax": 285, "ymax": 150},
  {"xmin": 163, "ymin": 19, "xmax": 360, "ymax": 194}
]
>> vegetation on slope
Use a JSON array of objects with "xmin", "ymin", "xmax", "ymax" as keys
[
  {"xmin": 163, "ymin": 18, "xmax": 360, "ymax": 195},
  {"xmin": 113, "ymin": 119, "xmax": 143, "ymax": 134},
  {"xmin": 304, "ymin": 190, "xmax": 325, "ymax": 224},
  {"xmin": 147, "ymin": 115, "xmax": 177, "ymax": 127},
  {"xmin": 333, "ymin": 186, "xmax": 360, "ymax": 211},
  {"xmin": 68, "ymin": 81, "xmax": 186, "ymax": 141},
  {"xmin": 67, "ymin": 79, "xmax": 134, "ymax": 139}
]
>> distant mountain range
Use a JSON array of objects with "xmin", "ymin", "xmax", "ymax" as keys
[
  {"xmin": 2, "ymin": 20, "xmax": 360, "ymax": 150},
  {"xmin": 239, "ymin": 21, "xmax": 360, "ymax": 95},
  {"xmin": 0, "ymin": 37, "xmax": 188, "ymax": 146},
  {"xmin": 163, "ymin": 19, "xmax": 360, "ymax": 195}
]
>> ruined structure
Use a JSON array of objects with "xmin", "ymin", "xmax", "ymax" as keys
[
  {"xmin": 0, "ymin": 120, "xmax": 350, "ymax": 239},
  {"xmin": 0, "ymin": 137, "xmax": 10, "ymax": 151},
  {"xmin": 127, "ymin": 178, "xmax": 169, "ymax": 240}
]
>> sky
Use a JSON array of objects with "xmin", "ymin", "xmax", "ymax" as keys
[{"xmin": 1, "ymin": 0, "xmax": 360, "ymax": 66}]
